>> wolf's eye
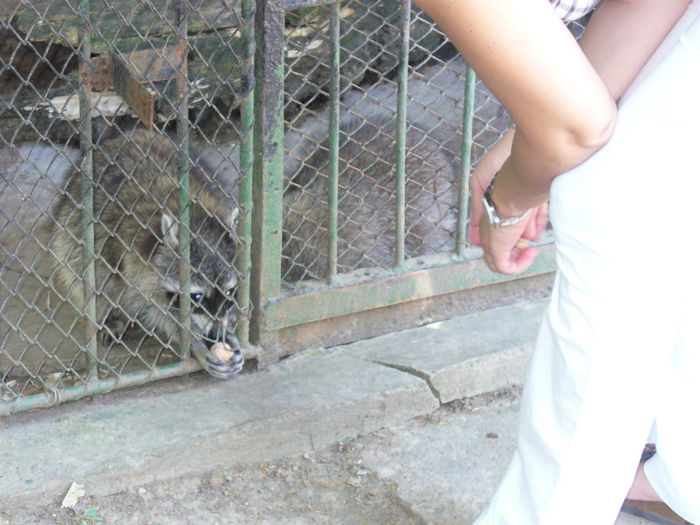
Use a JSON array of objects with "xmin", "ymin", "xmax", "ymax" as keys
[
  {"xmin": 191, "ymin": 292, "xmax": 203, "ymax": 302},
  {"xmin": 225, "ymin": 288, "xmax": 235, "ymax": 298}
]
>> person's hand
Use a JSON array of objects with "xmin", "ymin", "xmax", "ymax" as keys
[
  {"xmin": 469, "ymin": 130, "xmax": 515, "ymax": 245},
  {"xmin": 469, "ymin": 131, "xmax": 549, "ymax": 271},
  {"xmin": 479, "ymin": 214, "xmax": 539, "ymax": 275}
]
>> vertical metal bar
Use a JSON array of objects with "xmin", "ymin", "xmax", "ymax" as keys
[
  {"xmin": 327, "ymin": 3, "xmax": 340, "ymax": 283},
  {"xmin": 250, "ymin": 0, "xmax": 285, "ymax": 353},
  {"xmin": 176, "ymin": 1, "xmax": 192, "ymax": 357},
  {"xmin": 236, "ymin": 0, "xmax": 256, "ymax": 346},
  {"xmin": 77, "ymin": 0, "xmax": 98, "ymax": 379},
  {"xmin": 457, "ymin": 65, "xmax": 476, "ymax": 255},
  {"xmin": 394, "ymin": 0, "xmax": 410, "ymax": 269}
]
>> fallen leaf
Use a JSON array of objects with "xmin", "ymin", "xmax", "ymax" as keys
[{"xmin": 61, "ymin": 482, "xmax": 85, "ymax": 509}]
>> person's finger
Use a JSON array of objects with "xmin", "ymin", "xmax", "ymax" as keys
[
  {"xmin": 522, "ymin": 213, "xmax": 538, "ymax": 241},
  {"xmin": 470, "ymin": 221, "xmax": 481, "ymax": 245},
  {"xmin": 469, "ymin": 184, "xmax": 486, "ymax": 245},
  {"xmin": 534, "ymin": 202, "xmax": 549, "ymax": 238},
  {"xmin": 493, "ymin": 245, "xmax": 538, "ymax": 275}
]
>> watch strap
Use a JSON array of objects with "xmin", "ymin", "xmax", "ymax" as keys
[{"xmin": 481, "ymin": 173, "xmax": 531, "ymax": 228}]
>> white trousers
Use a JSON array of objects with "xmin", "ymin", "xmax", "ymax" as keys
[{"xmin": 475, "ymin": 3, "xmax": 700, "ymax": 524}]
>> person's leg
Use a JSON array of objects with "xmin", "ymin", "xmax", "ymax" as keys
[
  {"xmin": 642, "ymin": 295, "xmax": 700, "ymax": 523},
  {"xmin": 611, "ymin": 12, "xmax": 700, "ymax": 521},
  {"xmin": 474, "ymin": 4, "xmax": 700, "ymax": 524}
]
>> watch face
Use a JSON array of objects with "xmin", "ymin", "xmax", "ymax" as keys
[
  {"xmin": 482, "ymin": 192, "xmax": 530, "ymax": 228},
  {"xmin": 482, "ymin": 194, "xmax": 499, "ymax": 226}
]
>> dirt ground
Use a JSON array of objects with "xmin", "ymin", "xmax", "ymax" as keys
[
  {"xmin": 0, "ymin": 388, "xmax": 521, "ymax": 525},
  {"xmin": 1, "ymin": 442, "xmax": 419, "ymax": 525}
]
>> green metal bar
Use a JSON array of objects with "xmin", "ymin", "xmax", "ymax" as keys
[
  {"xmin": 236, "ymin": 0, "xmax": 256, "ymax": 347},
  {"xmin": 250, "ymin": 0, "xmax": 285, "ymax": 348},
  {"xmin": 176, "ymin": 0, "xmax": 192, "ymax": 357},
  {"xmin": 264, "ymin": 244, "xmax": 557, "ymax": 331},
  {"xmin": 77, "ymin": 0, "xmax": 98, "ymax": 380},
  {"xmin": 285, "ymin": 0, "xmax": 337, "ymax": 8},
  {"xmin": 327, "ymin": 3, "xmax": 340, "ymax": 283},
  {"xmin": 458, "ymin": 65, "xmax": 476, "ymax": 255},
  {"xmin": 394, "ymin": 0, "xmax": 410, "ymax": 269},
  {"xmin": 0, "ymin": 360, "xmax": 202, "ymax": 416}
]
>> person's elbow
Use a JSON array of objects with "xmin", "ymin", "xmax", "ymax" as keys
[
  {"xmin": 570, "ymin": 98, "xmax": 617, "ymax": 157},
  {"xmin": 533, "ymin": 99, "xmax": 617, "ymax": 174}
]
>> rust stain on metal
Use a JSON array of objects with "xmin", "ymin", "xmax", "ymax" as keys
[
  {"xmin": 110, "ymin": 44, "xmax": 188, "ymax": 129},
  {"xmin": 88, "ymin": 54, "xmax": 113, "ymax": 91},
  {"xmin": 121, "ymin": 42, "xmax": 188, "ymax": 83},
  {"xmin": 112, "ymin": 55, "xmax": 155, "ymax": 129}
]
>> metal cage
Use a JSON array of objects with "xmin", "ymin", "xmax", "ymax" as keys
[{"xmin": 0, "ymin": 0, "xmax": 566, "ymax": 415}]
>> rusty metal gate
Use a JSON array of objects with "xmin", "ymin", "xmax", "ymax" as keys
[{"xmin": 1, "ymin": 0, "xmax": 562, "ymax": 415}]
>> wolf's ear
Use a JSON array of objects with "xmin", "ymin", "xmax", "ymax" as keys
[{"xmin": 161, "ymin": 212, "xmax": 179, "ymax": 249}]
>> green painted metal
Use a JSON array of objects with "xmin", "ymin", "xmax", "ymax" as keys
[
  {"xmin": 176, "ymin": 2, "xmax": 192, "ymax": 357},
  {"xmin": 393, "ymin": 0, "xmax": 411, "ymax": 269},
  {"xmin": 0, "ymin": 360, "xmax": 202, "ymax": 416},
  {"xmin": 264, "ymin": 244, "xmax": 557, "ymax": 331},
  {"xmin": 457, "ymin": 65, "xmax": 476, "ymax": 257},
  {"xmin": 327, "ymin": 3, "xmax": 340, "ymax": 282},
  {"xmin": 235, "ymin": 0, "xmax": 257, "ymax": 347},
  {"xmin": 251, "ymin": 0, "xmax": 558, "ymax": 354},
  {"xmin": 1, "ymin": 0, "xmax": 562, "ymax": 416},
  {"xmin": 77, "ymin": 0, "xmax": 98, "ymax": 379},
  {"xmin": 285, "ymin": 0, "xmax": 338, "ymax": 8},
  {"xmin": 250, "ymin": 0, "xmax": 285, "ymax": 346}
]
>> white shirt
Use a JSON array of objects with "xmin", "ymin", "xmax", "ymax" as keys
[{"xmin": 550, "ymin": 0, "xmax": 601, "ymax": 21}]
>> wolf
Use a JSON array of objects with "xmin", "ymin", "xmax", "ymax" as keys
[{"xmin": 50, "ymin": 130, "xmax": 243, "ymax": 378}]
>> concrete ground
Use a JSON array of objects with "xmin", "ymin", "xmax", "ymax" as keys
[{"xmin": 0, "ymin": 300, "xmax": 658, "ymax": 524}]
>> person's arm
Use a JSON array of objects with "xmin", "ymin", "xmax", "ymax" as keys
[
  {"xmin": 579, "ymin": 0, "xmax": 690, "ymax": 101},
  {"xmin": 417, "ymin": 0, "xmax": 690, "ymax": 273},
  {"xmin": 415, "ymin": 0, "xmax": 617, "ymax": 273},
  {"xmin": 416, "ymin": 0, "xmax": 616, "ymax": 211},
  {"xmin": 468, "ymin": 0, "xmax": 690, "ymax": 251}
]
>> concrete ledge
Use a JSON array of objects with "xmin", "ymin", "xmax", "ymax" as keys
[
  {"xmin": 0, "ymin": 299, "xmax": 548, "ymax": 507},
  {"xmin": 342, "ymin": 299, "xmax": 547, "ymax": 403},
  {"xmin": 0, "ymin": 348, "xmax": 437, "ymax": 505},
  {"xmin": 361, "ymin": 404, "xmax": 520, "ymax": 524}
]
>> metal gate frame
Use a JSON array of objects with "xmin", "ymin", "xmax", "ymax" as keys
[
  {"xmin": 1, "ymin": 0, "xmax": 557, "ymax": 415},
  {"xmin": 248, "ymin": 0, "xmax": 556, "ymax": 354},
  {"xmin": 1, "ymin": 0, "xmax": 257, "ymax": 414}
]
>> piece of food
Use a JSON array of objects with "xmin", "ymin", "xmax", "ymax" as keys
[
  {"xmin": 211, "ymin": 342, "xmax": 235, "ymax": 364},
  {"xmin": 515, "ymin": 238, "xmax": 530, "ymax": 250}
]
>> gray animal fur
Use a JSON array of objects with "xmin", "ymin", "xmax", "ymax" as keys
[
  {"xmin": 282, "ymin": 110, "xmax": 459, "ymax": 281},
  {"xmin": 202, "ymin": 57, "xmax": 507, "ymax": 281},
  {"xmin": 7, "ymin": 57, "xmax": 504, "ymax": 377},
  {"xmin": 50, "ymin": 130, "xmax": 243, "ymax": 378}
]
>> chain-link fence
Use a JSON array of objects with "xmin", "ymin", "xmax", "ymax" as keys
[{"xmin": 1, "ymin": 0, "xmax": 566, "ymax": 414}]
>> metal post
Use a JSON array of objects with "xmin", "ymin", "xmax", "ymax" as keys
[
  {"xmin": 327, "ymin": 3, "xmax": 340, "ymax": 283},
  {"xmin": 458, "ymin": 65, "xmax": 476, "ymax": 255},
  {"xmin": 236, "ymin": 0, "xmax": 256, "ymax": 347},
  {"xmin": 176, "ymin": 0, "xmax": 192, "ymax": 357},
  {"xmin": 77, "ymin": 0, "xmax": 98, "ymax": 380},
  {"xmin": 394, "ymin": 0, "xmax": 410, "ymax": 269},
  {"xmin": 250, "ymin": 0, "xmax": 285, "ymax": 354}
]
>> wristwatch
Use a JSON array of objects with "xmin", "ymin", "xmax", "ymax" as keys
[{"xmin": 481, "ymin": 174, "xmax": 531, "ymax": 228}]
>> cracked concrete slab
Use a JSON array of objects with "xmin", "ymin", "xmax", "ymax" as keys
[
  {"xmin": 361, "ymin": 404, "xmax": 520, "ymax": 524},
  {"xmin": 342, "ymin": 300, "xmax": 548, "ymax": 403},
  {"xmin": 359, "ymin": 402, "xmax": 659, "ymax": 525},
  {"xmin": 0, "ymin": 347, "xmax": 437, "ymax": 506}
]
